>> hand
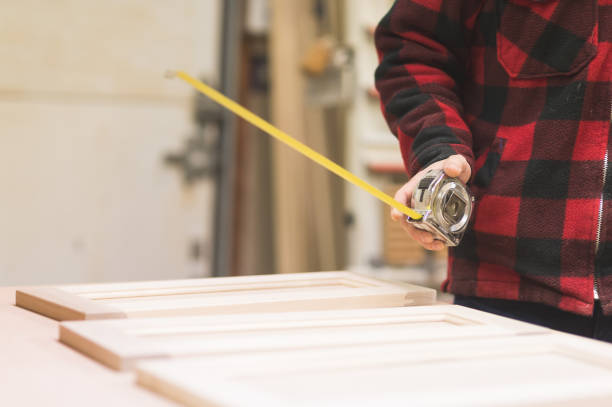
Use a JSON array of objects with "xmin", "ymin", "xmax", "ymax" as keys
[{"xmin": 391, "ymin": 154, "xmax": 471, "ymax": 251}]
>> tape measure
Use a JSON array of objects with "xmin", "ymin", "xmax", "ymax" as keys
[{"xmin": 167, "ymin": 70, "xmax": 422, "ymax": 220}]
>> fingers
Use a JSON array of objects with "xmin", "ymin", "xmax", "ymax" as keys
[
  {"xmin": 442, "ymin": 154, "xmax": 471, "ymax": 183},
  {"xmin": 391, "ymin": 179, "xmax": 417, "ymax": 221},
  {"xmin": 407, "ymin": 226, "xmax": 446, "ymax": 251},
  {"xmin": 389, "ymin": 157, "xmax": 465, "ymax": 251},
  {"xmin": 391, "ymin": 184, "xmax": 445, "ymax": 250},
  {"xmin": 396, "ymin": 219, "xmax": 446, "ymax": 251},
  {"xmin": 423, "ymin": 239, "xmax": 446, "ymax": 251}
]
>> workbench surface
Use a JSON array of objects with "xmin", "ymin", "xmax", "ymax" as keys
[{"xmin": 0, "ymin": 287, "xmax": 176, "ymax": 406}]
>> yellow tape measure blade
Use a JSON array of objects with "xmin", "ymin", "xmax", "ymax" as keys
[{"xmin": 169, "ymin": 70, "xmax": 422, "ymax": 221}]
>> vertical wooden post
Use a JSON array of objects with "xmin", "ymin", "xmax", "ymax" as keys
[
  {"xmin": 305, "ymin": 109, "xmax": 338, "ymax": 270},
  {"xmin": 270, "ymin": 0, "xmax": 311, "ymax": 273}
]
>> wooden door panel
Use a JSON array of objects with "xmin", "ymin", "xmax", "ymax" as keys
[
  {"xmin": 135, "ymin": 333, "xmax": 612, "ymax": 407},
  {"xmin": 16, "ymin": 271, "xmax": 435, "ymax": 320},
  {"xmin": 59, "ymin": 304, "xmax": 545, "ymax": 370}
]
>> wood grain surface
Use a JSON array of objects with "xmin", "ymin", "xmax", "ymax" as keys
[{"xmin": 17, "ymin": 271, "xmax": 436, "ymax": 320}]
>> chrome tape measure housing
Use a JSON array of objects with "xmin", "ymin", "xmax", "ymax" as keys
[{"xmin": 409, "ymin": 169, "xmax": 473, "ymax": 246}]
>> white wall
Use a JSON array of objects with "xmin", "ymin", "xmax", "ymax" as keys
[{"xmin": 0, "ymin": 0, "xmax": 221, "ymax": 284}]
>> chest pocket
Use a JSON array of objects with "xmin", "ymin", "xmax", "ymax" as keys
[{"xmin": 496, "ymin": 0, "xmax": 598, "ymax": 78}]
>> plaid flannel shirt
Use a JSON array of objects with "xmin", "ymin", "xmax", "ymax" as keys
[{"xmin": 375, "ymin": 0, "xmax": 612, "ymax": 315}]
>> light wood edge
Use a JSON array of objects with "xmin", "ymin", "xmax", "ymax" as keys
[
  {"xmin": 15, "ymin": 287, "xmax": 126, "ymax": 321},
  {"xmin": 123, "ymin": 324, "xmax": 522, "ymax": 358},
  {"xmin": 545, "ymin": 331, "xmax": 612, "ymax": 369},
  {"xmin": 59, "ymin": 324, "xmax": 123, "ymax": 370},
  {"xmin": 524, "ymin": 394, "xmax": 612, "ymax": 407},
  {"xmin": 347, "ymin": 273, "xmax": 439, "ymax": 301},
  {"xmin": 401, "ymin": 287, "xmax": 437, "ymax": 306},
  {"xmin": 349, "ymin": 272, "xmax": 435, "ymax": 292},
  {"xmin": 65, "ymin": 304, "xmax": 537, "ymax": 334},
  {"xmin": 64, "ymin": 324, "xmax": 516, "ymax": 375},
  {"xmin": 447, "ymin": 305, "xmax": 550, "ymax": 335},
  {"xmin": 60, "ymin": 310, "xmax": 514, "ymax": 353},
  {"xmin": 59, "ymin": 322, "xmax": 168, "ymax": 371},
  {"xmin": 60, "ymin": 306, "xmax": 545, "ymax": 372},
  {"xmin": 135, "ymin": 335, "xmax": 555, "ymax": 377},
  {"xmin": 58, "ymin": 271, "xmax": 372, "ymax": 294},
  {"xmin": 137, "ymin": 366, "xmax": 225, "ymax": 407},
  {"xmin": 17, "ymin": 274, "xmax": 433, "ymax": 320},
  {"xmin": 71, "ymin": 275, "xmax": 419, "ymax": 301},
  {"xmin": 58, "ymin": 305, "xmax": 446, "ymax": 332},
  {"xmin": 120, "ymin": 288, "xmax": 431, "ymax": 318}
]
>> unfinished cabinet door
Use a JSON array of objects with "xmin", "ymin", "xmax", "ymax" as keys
[
  {"xmin": 16, "ymin": 271, "xmax": 435, "ymax": 320},
  {"xmin": 59, "ymin": 304, "xmax": 546, "ymax": 370},
  {"xmin": 136, "ymin": 332, "xmax": 612, "ymax": 407}
]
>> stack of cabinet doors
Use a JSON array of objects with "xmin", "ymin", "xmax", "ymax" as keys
[{"xmin": 16, "ymin": 271, "xmax": 612, "ymax": 406}]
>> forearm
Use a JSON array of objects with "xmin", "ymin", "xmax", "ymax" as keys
[{"xmin": 375, "ymin": 0, "xmax": 482, "ymax": 177}]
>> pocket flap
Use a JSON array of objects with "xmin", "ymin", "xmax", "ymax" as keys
[{"xmin": 496, "ymin": 0, "xmax": 597, "ymax": 78}]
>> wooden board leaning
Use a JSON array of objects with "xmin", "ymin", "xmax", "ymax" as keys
[
  {"xmin": 16, "ymin": 271, "xmax": 435, "ymax": 321},
  {"xmin": 59, "ymin": 305, "xmax": 548, "ymax": 370}
]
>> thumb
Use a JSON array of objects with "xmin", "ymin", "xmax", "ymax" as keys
[{"xmin": 442, "ymin": 155, "xmax": 471, "ymax": 183}]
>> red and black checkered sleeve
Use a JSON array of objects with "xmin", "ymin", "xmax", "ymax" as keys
[{"xmin": 375, "ymin": 0, "xmax": 482, "ymax": 177}]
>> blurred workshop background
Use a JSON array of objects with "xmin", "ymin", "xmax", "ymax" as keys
[{"xmin": 0, "ymin": 0, "xmax": 446, "ymax": 294}]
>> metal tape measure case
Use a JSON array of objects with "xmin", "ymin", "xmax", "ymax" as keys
[{"xmin": 409, "ymin": 169, "xmax": 473, "ymax": 246}]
